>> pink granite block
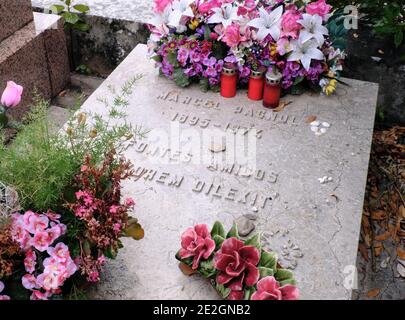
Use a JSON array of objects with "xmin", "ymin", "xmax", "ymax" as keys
[{"xmin": 0, "ymin": 0, "xmax": 34, "ymax": 42}]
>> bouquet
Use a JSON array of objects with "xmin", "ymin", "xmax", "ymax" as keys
[
  {"xmin": 176, "ymin": 222, "xmax": 299, "ymax": 300},
  {"xmin": 147, "ymin": 0, "xmax": 345, "ymax": 95}
]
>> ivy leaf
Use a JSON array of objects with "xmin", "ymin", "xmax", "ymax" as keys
[
  {"xmin": 211, "ymin": 221, "xmax": 225, "ymax": 238},
  {"xmin": 173, "ymin": 69, "xmax": 190, "ymax": 88},
  {"xmin": 244, "ymin": 233, "xmax": 261, "ymax": 251},
  {"xmin": 259, "ymin": 250, "xmax": 278, "ymax": 270},
  {"xmin": 226, "ymin": 222, "xmax": 239, "ymax": 239}
]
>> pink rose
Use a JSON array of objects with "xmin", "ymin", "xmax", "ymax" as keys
[
  {"xmin": 306, "ymin": 0, "xmax": 331, "ymax": 20},
  {"xmin": 154, "ymin": 0, "xmax": 173, "ymax": 13},
  {"xmin": 179, "ymin": 224, "xmax": 216, "ymax": 270},
  {"xmin": 251, "ymin": 276, "xmax": 299, "ymax": 300},
  {"xmin": 223, "ymin": 24, "xmax": 241, "ymax": 48},
  {"xmin": 214, "ymin": 238, "xmax": 260, "ymax": 291},
  {"xmin": 1, "ymin": 81, "xmax": 23, "ymax": 108},
  {"xmin": 281, "ymin": 9, "xmax": 302, "ymax": 39},
  {"xmin": 227, "ymin": 290, "xmax": 244, "ymax": 300}
]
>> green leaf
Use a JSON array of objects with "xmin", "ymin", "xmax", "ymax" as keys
[
  {"xmin": 166, "ymin": 51, "xmax": 179, "ymax": 67},
  {"xmin": 62, "ymin": 12, "xmax": 80, "ymax": 25},
  {"xmin": 275, "ymin": 269, "xmax": 294, "ymax": 282},
  {"xmin": 173, "ymin": 69, "xmax": 190, "ymax": 87},
  {"xmin": 0, "ymin": 111, "xmax": 8, "ymax": 127},
  {"xmin": 204, "ymin": 25, "xmax": 211, "ymax": 41},
  {"xmin": 211, "ymin": 221, "xmax": 225, "ymax": 238},
  {"xmin": 151, "ymin": 55, "xmax": 163, "ymax": 63},
  {"xmin": 73, "ymin": 4, "xmax": 90, "ymax": 13},
  {"xmin": 395, "ymin": 31, "xmax": 404, "ymax": 48},
  {"xmin": 73, "ymin": 22, "xmax": 90, "ymax": 32},
  {"xmin": 199, "ymin": 78, "xmax": 209, "ymax": 92},
  {"xmin": 104, "ymin": 246, "xmax": 117, "ymax": 259},
  {"xmin": 216, "ymin": 283, "xmax": 231, "ymax": 299},
  {"xmin": 50, "ymin": 4, "xmax": 65, "ymax": 13},
  {"xmin": 213, "ymin": 234, "xmax": 225, "ymax": 250},
  {"xmin": 259, "ymin": 250, "xmax": 278, "ymax": 270},
  {"xmin": 244, "ymin": 287, "xmax": 256, "ymax": 300},
  {"xmin": 199, "ymin": 259, "xmax": 216, "ymax": 278},
  {"xmin": 226, "ymin": 222, "xmax": 239, "ymax": 239},
  {"xmin": 244, "ymin": 233, "xmax": 261, "ymax": 251},
  {"xmin": 259, "ymin": 266, "xmax": 275, "ymax": 278},
  {"xmin": 280, "ymin": 278, "xmax": 297, "ymax": 287}
]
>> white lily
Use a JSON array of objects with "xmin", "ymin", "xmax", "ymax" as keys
[
  {"xmin": 247, "ymin": 6, "xmax": 283, "ymax": 41},
  {"xmin": 168, "ymin": 0, "xmax": 195, "ymax": 29},
  {"xmin": 298, "ymin": 13, "xmax": 329, "ymax": 46},
  {"xmin": 207, "ymin": 3, "xmax": 240, "ymax": 28},
  {"xmin": 288, "ymin": 35, "xmax": 324, "ymax": 71}
]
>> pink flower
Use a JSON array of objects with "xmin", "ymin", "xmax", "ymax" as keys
[
  {"xmin": 222, "ymin": 24, "xmax": 242, "ymax": 48},
  {"xmin": 47, "ymin": 224, "xmax": 65, "ymax": 243},
  {"xmin": 125, "ymin": 198, "xmax": 135, "ymax": 206},
  {"xmin": 24, "ymin": 249, "xmax": 37, "ymax": 273},
  {"xmin": 45, "ymin": 210, "xmax": 61, "ymax": 222},
  {"xmin": 154, "ymin": 0, "xmax": 173, "ymax": 13},
  {"xmin": 0, "ymin": 281, "xmax": 10, "ymax": 300},
  {"xmin": 47, "ymin": 243, "xmax": 70, "ymax": 262},
  {"xmin": 32, "ymin": 231, "xmax": 52, "ymax": 252},
  {"xmin": 199, "ymin": 0, "xmax": 222, "ymax": 14},
  {"xmin": 88, "ymin": 270, "xmax": 100, "ymax": 282},
  {"xmin": 251, "ymin": 276, "xmax": 299, "ymax": 300},
  {"xmin": 1, "ymin": 81, "xmax": 23, "ymax": 108},
  {"xmin": 26, "ymin": 214, "xmax": 49, "ymax": 234},
  {"xmin": 22, "ymin": 274, "xmax": 37, "ymax": 290},
  {"xmin": 214, "ymin": 238, "xmax": 260, "ymax": 291},
  {"xmin": 227, "ymin": 290, "xmax": 244, "ymax": 300},
  {"xmin": 179, "ymin": 224, "xmax": 216, "ymax": 270},
  {"xmin": 277, "ymin": 38, "xmax": 292, "ymax": 55},
  {"xmin": 306, "ymin": 0, "xmax": 332, "ymax": 20},
  {"xmin": 281, "ymin": 9, "xmax": 302, "ymax": 38},
  {"xmin": 36, "ymin": 272, "xmax": 60, "ymax": 291},
  {"xmin": 30, "ymin": 290, "xmax": 49, "ymax": 300}
]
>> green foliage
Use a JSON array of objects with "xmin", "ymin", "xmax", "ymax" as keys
[
  {"xmin": 51, "ymin": 0, "xmax": 90, "ymax": 31},
  {"xmin": 226, "ymin": 222, "xmax": 239, "ymax": 239},
  {"xmin": 173, "ymin": 69, "xmax": 190, "ymax": 87},
  {"xmin": 327, "ymin": 9, "xmax": 349, "ymax": 50},
  {"xmin": 0, "ymin": 76, "xmax": 147, "ymax": 211}
]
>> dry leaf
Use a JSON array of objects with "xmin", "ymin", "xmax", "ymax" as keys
[
  {"xmin": 397, "ymin": 247, "xmax": 405, "ymax": 260},
  {"xmin": 359, "ymin": 243, "xmax": 369, "ymax": 261},
  {"xmin": 179, "ymin": 262, "xmax": 198, "ymax": 276},
  {"xmin": 273, "ymin": 101, "xmax": 292, "ymax": 112},
  {"xmin": 58, "ymin": 90, "xmax": 67, "ymax": 97},
  {"xmin": 374, "ymin": 243, "xmax": 383, "ymax": 257},
  {"xmin": 306, "ymin": 115, "xmax": 317, "ymax": 123},
  {"xmin": 371, "ymin": 210, "xmax": 387, "ymax": 220},
  {"xmin": 367, "ymin": 288, "xmax": 380, "ymax": 298},
  {"xmin": 375, "ymin": 231, "xmax": 391, "ymax": 241},
  {"xmin": 124, "ymin": 218, "xmax": 145, "ymax": 240},
  {"xmin": 400, "ymin": 206, "xmax": 405, "ymax": 219}
]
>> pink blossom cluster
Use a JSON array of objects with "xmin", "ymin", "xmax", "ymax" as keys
[{"xmin": 11, "ymin": 210, "xmax": 78, "ymax": 300}]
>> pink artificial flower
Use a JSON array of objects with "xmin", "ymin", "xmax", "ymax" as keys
[
  {"xmin": 154, "ymin": 0, "xmax": 173, "ymax": 13},
  {"xmin": 32, "ymin": 231, "xmax": 52, "ymax": 252},
  {"xmin": 222, "ymin": 24, "xmax": 242, "ymax": 48},
  {"xmin": 237, "ymin": 0, "xmax": 256, "ymax": 16},
  {"xmin": 22, "ymin": 274, "xmax": 37, "ymax": 290},
  {"xmin": 199, "ymin": 0, "xmax": 222, "ymax": 14},
  {"xmin": 306, "ymin": 0, "xmax": 332, "ymax": 21},
  {"xmin": 36, "ymin": 272, "xmax": 60, "ymax": 291},
  {"xmin": 97, "ymin": 255, "xmax": 106, "ymax": 265},
  {"xmin": 179, "ymin": 224, "xmax": 216, "ymax": 270},
  {"xmin": 281, "ymin": 9, "xmax": 302, "ymax": 39},
  {"xmin": 30, "ymin": 290, "xmax": 49, "ymax": 300},
  {"xmin": 47, "ymin": 223, "xmax": 65, "ymax": 243},
  {"xmin": 125, "ymin": 198, "xmax": 135, "ymax": 206},
  {"xmin": 109, "ymin": 205, "xmax": 120, "ymax": 215},
  {"xmin": 88, "ymin": 270, "xmax": 100, "ymax": 282},
  {"xmin": 214, "ymin": 237, "xmax": 260, "ymax": 291},
  {"xmin": 1, "ymin": 81, "xmax": 23, "ymax": 108},
  {"xmin": 210, "ymin": 32, "xmax": 219, "ymax": 40},
  {"xmin": 0, "ymin": 281, "xmax": 10, "ymax": 300},
  {"xmin": 251, "ymin": 276, "xmax": 299, "ymax": 300},
  {"xmin": 27, "ymin": 214, "xmax": 49, "ymax": 234},
  {"xmin": 277, "ymin": 38, "xmax": 292, "ymax": 55},
  {"xmin": 24, "ymin": 249, "xmax": 37, "ymax": 273},
  {"xmin": 47, "ymin": 243, "xmax": 70, "ymax": 262},
  {"xmin": 113, "ymin": 223, "xmax": 121, "ymax": 233},
  {"xmin": 227, "ymin": 290, "xmax": 244, "ymax": 300},
  {"xmin": 45, "ymin": 210, "xmax": 61, "ymax": 222}
]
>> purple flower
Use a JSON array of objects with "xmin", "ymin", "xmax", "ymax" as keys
[
  {"xmin": 203, "ymin": 56, "xmax": 217, "ymax": 67},
  {"xmin": 177, "ymin": 47, "xmax": 190, "ymax": 66},
  {"xmin": 204, "ymin": 66, "xmax": 218, "ymax": 78},
  {"xmin": 190, "ymin": 50, "xmax": 202, "ymax": 63}
]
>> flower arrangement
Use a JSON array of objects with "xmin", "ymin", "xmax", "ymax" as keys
[
  {"xmin": 176, "ymin": 222, "xmax": 299, "ymax": 300},
  {"xmin": 147, "ymin": 0, "xmax": 345, "ymax": 95},
  {"xmin": 0, "ymin": 77, "xmax": 146, "ymax": 300}
]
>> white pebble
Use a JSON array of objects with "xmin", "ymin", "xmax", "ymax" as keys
[
  {"xmin": 328, "ymin": 177, "xmax": 333, "ymax": 182},
  {"xmin": 311, "ymin": 126, "xmax": 320, "ymax": 132},
  {"xmin": 315, "ymin": 131, "xmax": 323, "ymax": 136},
  {"xmin": 322, "ymin": 122, "xmax": 331, "ymax": 128},
  {"xmin": 310, "ymin": 121, "xmax": 320, "ymax": 127},
  {"xmin": 320, "ymin": 128, "xmax": 328, "ymax": 134}
]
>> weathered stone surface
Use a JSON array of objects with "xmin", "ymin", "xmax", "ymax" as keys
[
  {"xmin": 0, "ymin": 0, "xmax": 33, "ymax": 42},
  {"xmin": 79, "ymin": 44, "xmax": 378, "ymax": 300},
  {"xmin": 235, "ymin": 216, "xmax": 255, "ymax": 237},
  {"xmin": 0, "ymin": 12, "xmax": 69, "ymax": 120}
]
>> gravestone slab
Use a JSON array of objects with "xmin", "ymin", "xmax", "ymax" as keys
[
  {"xmin": 0, "ymin": 0, "xmax": 33, "ymax": 42},
  {"xmin": 82, "ymin": 44, "xmax": 378, "ymax": 300}
]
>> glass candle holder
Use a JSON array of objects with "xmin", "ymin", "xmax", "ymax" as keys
[
  {"xmin": 248, "ymin": 68, "xmax": 266, "ymax": 101},
  {"xmin": 220, "ymin": 63, "xmax": 238, "ymax": 98},
  {"xmin": 263, "ymin": 69, "xmax": 282, "ymax": 109}
]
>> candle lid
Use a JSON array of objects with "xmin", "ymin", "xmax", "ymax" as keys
[
  {"xmin": 250, "ymin": 67, "xmax": 266, "ymax": 79},
  {"xmin": 222, "ymin": 62, "xmax": 237, "ymax": 76},
  {"xmin": 265, "ymin": 69, "xmax": 282, "ymax": 85}
]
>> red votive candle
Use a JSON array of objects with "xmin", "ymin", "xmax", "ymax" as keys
[
  {"xmin": 220, "ymin": 63, "xmax": 238, "ymax": 98},
  {"xmin": 263, "ymin": 69, "xmax": 282, "ymax": 109},
  {"xmin": 248, "ymin": 68, "xmax": 266, "ymax": 101}
]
